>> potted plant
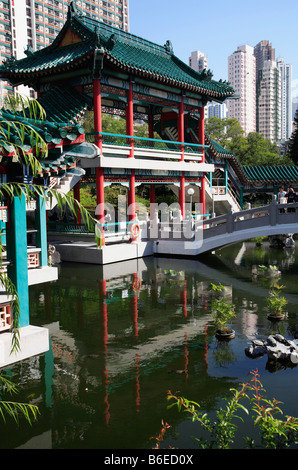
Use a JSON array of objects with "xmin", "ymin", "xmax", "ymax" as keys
[
  {"xmin": 266, "ymin": 284, "xmax": 287, "ymax": 321},
  {"xmin": 209, "ymin": 283, "xmax": 236, "ymax": 339}
]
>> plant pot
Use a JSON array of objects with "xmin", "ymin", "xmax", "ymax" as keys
[
  {"xmin": 215, "ymin": 329, "xmax": 235, "ymax": 340},
  {"xmin": 267, "ymin": 313, "xmax": 286, "ymax": 321}
]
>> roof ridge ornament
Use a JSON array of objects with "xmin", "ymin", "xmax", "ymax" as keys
[
  {"xmin": 24, "ymin": 44, "xmax": 34, "ymax": 57},
  {"xmin": 164, "ymin": 40, "xmax": 173, "ymax": 55},
  {"xmin": 67, "ymin": 1, "xmax": 82, "ymax": 20},
  {"xmin": 200, "ymin": 68, "xmax": 214, "ymax": 82}
]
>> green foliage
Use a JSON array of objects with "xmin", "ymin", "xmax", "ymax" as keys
[
  {"xmin": 79, "ymin": 185, "xmax": 97, "ymax": 209},
  {"xmin": 266, "ymin": 284, "xmax": 288, "ymax": 317},
  {"xmin": 289, "ymin": 109, "xmax": 298, "ymax": 164},
  {"xmin": 0, "ymin": 94, "xmax": 48, "ymax": 170},
  {"xmin": 83, "ymin": 111, "xmax": 156, "ymax": 139},
  {"xmin": 205, "ymin": 117, "xmax": 294, "ymax": 166},
  {"xmin": 205, "ymin": 117, "xmax": 244, "ymax": 147},
  {"xmin": 0, "ymin": 374, "xmax": 39, "ymax": 425},
  {"xmin": 161, "ymin": 370, "xmax": 298, "ymax": 449},
  {"xmin": 209, "ymin": 283, "xmax": 236, "ymax": 332}
]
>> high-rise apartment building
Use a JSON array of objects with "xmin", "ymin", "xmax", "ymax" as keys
[
  {"xmin": 277, "ymin": 57, "xmax": 292, "ymax": 140},
  {"xmin": 189, "ymin": 50, "xmax": 209, "ymax": 119},
  {"xmin": 257, "ymin": 59, "xmax": 281, "ymax": 142},
  {"xmin": 253, "ymin": 40, "xmax": 281, "ymax": 142},
  {"xmin": 189, "ymin": 50, "xmax": 208, "ymax": 73},
  {"xmin": 227, "ymin": 45, "xmax": 256, "ymax": 136},
  {"xmin": 254, "ymin": 40, "xmax": 275, "ymax": 72},
  {"xmin": 208, "ymin": 102, "xmax": 227, "ymax": 119},
  {"xmin": 0, "ymin": 0, "xmax": 129, "ymax": 102}
]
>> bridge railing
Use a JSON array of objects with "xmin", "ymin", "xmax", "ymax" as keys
[
  {"xmin": 196, "ymin": 200, "xmax": 298, "ymax": 240},
  {"xmin": 145, "ymin": 200, "xmax": 298, "ymax": 242},
  {"xmin": 86, "ymin": 132, "xmax": 208, "ymax": 162}
]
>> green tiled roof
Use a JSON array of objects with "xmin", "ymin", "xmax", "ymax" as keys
[
  {"xmin": 0, "ymin": 40, "xmax": 94, "ymax": 77},
  {"xmin": 243, "ymin": 166, "xmax": 298, "ymax": 183},
  {"xmin": 0, "ymin": 3, "xmax": 234, "ymax": 101},
  {"xmin": 38, "ymin": 84, "xmax": 93, "ymax": 123},
  {"xmin": 0, "ymin": 105, "xmax": 84, "ymax": 153}
]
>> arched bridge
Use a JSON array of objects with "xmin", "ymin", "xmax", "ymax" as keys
[{"xmin": 146, "ymin": 200, "xmax": 298, "ymax": 256}]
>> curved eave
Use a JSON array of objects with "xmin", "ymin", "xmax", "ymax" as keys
[
  {"xmin": 105, "ymin": 53, "xmax": 234, "ymax": 99},
  {"xmin": 205, "ymin": 136, "xmax": 247, "ymax": 184},
  {"xmin": 0, "ymin": 50, "xmax": 94, "ymax": 82},
  {"xmin": 243, "ymin": 166, "xmax": 298, "ymax": 184}
]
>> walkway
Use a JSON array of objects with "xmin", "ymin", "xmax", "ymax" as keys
[
  {"xmin": 50, "ymin": 199, "xmax": 298, "ymax": 264},
  {"xmin": 147, "ymin": 199, "xmax": 298, "ymax": 257}
]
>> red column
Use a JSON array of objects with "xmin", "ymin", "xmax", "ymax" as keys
[
  {"xmin": 99, "ymin": 279, "xmax": 110, "ymax": 426},
  {"xmin": 199, "ymin": 106, "xmax": 206, "ymax": 217},
  {"xmin": 93, "ymin": 77, "xmax": 105, "ymax": 224},
  {"xmin": 127, "ymin": 81, "xmax": 136, "ymax": 222},
  {"xmin": 178, "ymin": 96, "xmax": 185, "ymax": 219},
  {"xmin": 148, "ymin": 111, "xmax": 154, "ymax": 141}
]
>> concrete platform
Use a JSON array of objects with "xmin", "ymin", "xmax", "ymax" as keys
[
  {"xmin": 0, "ymin": 325, "xmax": 49, "ymax": 368},
  {"xmin": 28, "ymin": 266, "xmax": 58, "ymax": 286},
  {"xmin": 52, "ymin": 240, "xmax": 155, "ymax": 265}
]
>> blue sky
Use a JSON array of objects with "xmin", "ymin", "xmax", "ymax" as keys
[{"xmin": 129, "ymin": 0, "xmax": 298, "ymax": 97}]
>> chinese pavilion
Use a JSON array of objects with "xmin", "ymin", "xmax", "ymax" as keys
[{"xmin": 0, "ymin": 1, "xmax": 235, "ymax": 227}]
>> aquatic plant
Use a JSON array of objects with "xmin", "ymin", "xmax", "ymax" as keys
[
  {"xmin": 266, "ymin": 284, "xmax": 288, "ymax": 319},
  {"xmin": 209, "ymin": 283, "xmax": 236, "ymax": 336},
  {"xmin": 154, "ymin": 370, "xmax": 298, "ymax": 449}
]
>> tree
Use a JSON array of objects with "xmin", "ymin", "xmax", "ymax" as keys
[
  {"xmin": 231, "ymin": 132, "xmax": 286, "ymax": 166},
  {"xmin": 205, "ymin": 117, "xmax": 243, "ymax": 147},
  {"xmin": 206, "ymin": 117, "xmax": 293, "ymax": 166},
  {"xmin": 289, "ymin": 109, "xmax": 298, "ymax": 164}
]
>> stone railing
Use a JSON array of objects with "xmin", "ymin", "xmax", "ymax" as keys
[{"xmin": 144, "ymin": 199, "xmax": 298, "ymax": 243}]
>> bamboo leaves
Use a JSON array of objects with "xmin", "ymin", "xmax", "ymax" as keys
[{"xmin": 0, "ymin": 375, "xmax": 39, "ymax": 425}]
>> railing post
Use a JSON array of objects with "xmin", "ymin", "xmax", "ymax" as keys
[
  {"xmin": 227, "ymin": 207, "xmax": 234, "ymax": 233},
  {"xmin": 270, "ymin": 196, "xmax": 277, "ymax": 226}
]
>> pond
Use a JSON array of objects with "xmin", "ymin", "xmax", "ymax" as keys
[{"xmin": 1, "ymin": 241, "xmax": 298, "ymax": 449}]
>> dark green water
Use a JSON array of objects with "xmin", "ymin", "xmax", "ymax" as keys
[{"xmin": 1, "ymin": 241, "xmax": 298, "ymax": 449}]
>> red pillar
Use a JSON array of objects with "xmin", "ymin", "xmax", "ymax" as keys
[
  {"xmin": 93, "ymin": 77, "xmax": 105, "ymax": 224},
  {"xmin": 199, "ymin": 106, "xmax": 206, "ymax": 216},
  {"xmin": 178, "ymin": 96, "xmax": 185, "ymax": 219},
  {"xmin": 127, "ymin": 81, "xmax": 136, "ymax": 222},
  {"xmin": 99, "ymin": 279, "xmax": 110, "ymax": 426},
  {"xmin": 148, "ymin": 111, "xmax": 154, "ymax": 141}
]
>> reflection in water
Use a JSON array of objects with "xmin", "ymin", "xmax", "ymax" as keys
[{"xmin": 1, "ymin": 242, "xmax": 298, "ymax": 449}]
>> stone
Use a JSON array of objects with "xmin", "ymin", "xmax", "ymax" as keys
[
  {"xmin": 267, "ymin": 336, "xmax": 277, "ymax": 346},
  {"xmin": 246, "ymin": 334, "xmax": 298, "ymax": 366}
]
